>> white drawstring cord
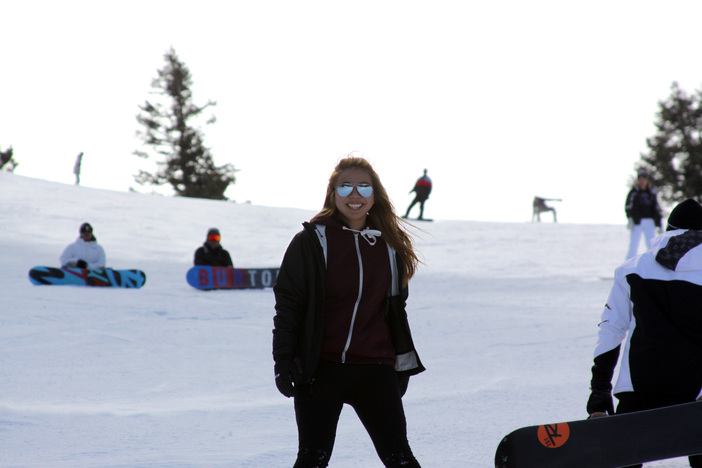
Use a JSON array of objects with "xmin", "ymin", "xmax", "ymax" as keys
[{"xmin": 343, "ymin": 226, "xmax": 382, "ymax": 245}]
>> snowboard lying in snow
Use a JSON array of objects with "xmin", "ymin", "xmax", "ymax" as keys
[
  {"xmin": 186, "ymin": 266, "xmax": 279, "ymax": 290},
  {"xmin": 28, "ymin": 266, "xmax": 146, "ymax": 288},
  {"xmin": 494, "ymin": 401, "xmax": 702, "ymax": 468}
]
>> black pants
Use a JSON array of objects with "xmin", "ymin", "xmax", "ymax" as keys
[
  {"xmin": 616, "ymin": 392, "xmax": 702, "ymax": 468},
  {"xmin": 292, "ymin": 360, "xmax": 420, "ymax": 468},
  {"xmin": 405, "ymin": 197, "xmax": 427, "ymax": 219}
]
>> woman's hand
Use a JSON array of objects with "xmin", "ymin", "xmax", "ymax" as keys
[{"xmin": 274, "ymin": 359, "xmax": 300, "ymax": 398}]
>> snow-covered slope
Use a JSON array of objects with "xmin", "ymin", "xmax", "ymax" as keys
[{"xmin": 0, "ymin": 172, "xmax": 687, "ymax": 466}]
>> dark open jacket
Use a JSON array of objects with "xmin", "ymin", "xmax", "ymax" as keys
[
  {"xmin": 625, "ymin": 186, "xmax": 662, "ymax": 227},
  {"xmin": 272, "ymin": 221, "xmax": 425, "ymax": 385}
]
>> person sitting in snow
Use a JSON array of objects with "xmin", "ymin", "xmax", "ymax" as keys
[
  {"xmin": 60, "ymin": 222, "xmax": 106, "ymax": 269},
  {"xmin": 194, "ymin": 228, "xmax": 233, "ymax": 267}
]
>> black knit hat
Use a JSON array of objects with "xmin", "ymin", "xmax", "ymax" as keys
[
  {"xmin": 666, "ymin": 199, "xmax": 702, "ymax": 231},
  {"xmin": 79, "ymin": 222, "xmax": 93, "ymax": 234},
  {"xmin": 207, "ymin": 227, "xmax": 220, "ymax": 238}
]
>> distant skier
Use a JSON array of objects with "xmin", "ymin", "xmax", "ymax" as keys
[
  {"xmin": 60, "ymin": 222, "xmax": 106, "ymax": 269},
  {"xmin": 73, "ymin": 152, "xmax": 84, "ymax": 185},
  {"xmin": 404, "ymin": 169, "xmax": 432, "ymax": 220},
  {"xmin": 532, "ymin": 197, "xmax": 561, "ymax": 222},
  {"xmin": 194, "ymin": 228, "xmax": 233, "ymax": 267},
  {"xmin": 625, "ymin": 171, "xmax": 662, "ymax": 259}
]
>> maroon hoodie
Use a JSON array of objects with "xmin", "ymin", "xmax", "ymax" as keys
[{"xmin": 314, "ymin": 216, "xmax": 396, "ymax": 366}]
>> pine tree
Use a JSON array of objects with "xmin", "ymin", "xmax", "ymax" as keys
[
  {"xmin": 134, "ymin": 47, "xmax": 236, "ymax": 200},
  {"xmin": 638, "ymin": 82, "xmax": 702, "ymax": 204},
  {"xmin": 0, "ymin": 145, "xmax": 18, "ymax": 172}
]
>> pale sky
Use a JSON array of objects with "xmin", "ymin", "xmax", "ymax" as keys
[{"xmin": 2, "ymin": 0, "xmax": 701, "ymax": 224}]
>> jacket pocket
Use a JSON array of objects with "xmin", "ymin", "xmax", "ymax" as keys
[{"xmin": 386, "ymin": 296, "xmax": 425, "ymax": 375}]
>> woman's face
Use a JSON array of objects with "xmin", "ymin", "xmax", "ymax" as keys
[{"xmin": 334, "ymin": 167, "xmax": 375, "ymax": 230}]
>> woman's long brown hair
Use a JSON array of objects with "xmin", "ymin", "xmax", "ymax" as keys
[{"xmin": 314, "ymin": 155, "xmax": 421, "ymax": 286}]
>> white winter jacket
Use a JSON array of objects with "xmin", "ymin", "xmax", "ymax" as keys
[
  {"xmin": 595, "ymin": 229, "xmax": 702, "ymax": 400},
  {"xmin": 59, "ymin": 238, "xmax": 106, "ymax": 269}
]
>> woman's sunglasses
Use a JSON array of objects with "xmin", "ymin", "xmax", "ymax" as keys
[{"xmin": 336, "ymin": 183, "xmax": 373, "ymax": 198}]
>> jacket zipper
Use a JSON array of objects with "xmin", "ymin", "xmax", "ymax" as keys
[{"xmin": 341, "ymin": 233, "xmax": 363, "ymax": 363}]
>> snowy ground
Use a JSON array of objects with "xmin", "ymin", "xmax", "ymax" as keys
[{"xmin": 0, "ymin": 172, "xmax": 692, "ymax": 467}]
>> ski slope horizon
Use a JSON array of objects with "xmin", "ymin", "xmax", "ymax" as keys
[{"xmin": 0, "ymin": 172, "xmax": 691, "ymax": 467}]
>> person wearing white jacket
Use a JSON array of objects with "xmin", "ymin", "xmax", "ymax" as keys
[
  {"xmin": 587, "ymin": 199, "xmax": 702, "ymax": 468},
  {"xmin": 60, "ymin": 222, "xmax": 106, "ymax": 269}
]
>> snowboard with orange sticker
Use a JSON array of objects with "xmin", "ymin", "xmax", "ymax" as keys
[{"xmin": 495, "ymin": 401, "xmax": 702, "ymax": 468}]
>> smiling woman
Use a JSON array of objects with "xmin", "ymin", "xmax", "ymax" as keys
[
  {"xmin": 333, "ymin": 169, "xmax": 375, "ymax": 230},
  {"xmin": 272, "ymin": 155, "xmax": 425, "ymax": 467},
  {"xmin": 315, "ymin": 157, "xmax": 419, "ymax": 271}
]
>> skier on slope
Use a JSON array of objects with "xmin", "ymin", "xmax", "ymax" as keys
[
  {"xmin": 404, "ymin": 169, "xmax": 432, "ymax": 220},
  {"xmin": 624, "ymin": 171, "xmax": 662, "ymax": 259},
  {"xmin": 587, "ymin": 199, "xmax": 702, "ymax": 468}
]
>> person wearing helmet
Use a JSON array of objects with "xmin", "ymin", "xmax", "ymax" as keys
[{"xmin": 194, "ymin": 228, "xmax": 233, "ymax": 267}]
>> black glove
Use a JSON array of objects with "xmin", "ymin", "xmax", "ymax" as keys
[
  {"xmin": 586, "ymin": 388, "xmax": 614, "ymax": 416},
  {"xmin": 587, "ymin": 346, "xmax": 620, "ymax": 416},
  {"xmin": 274, "ymin": 359, "xmax": 300, "ymax": 398},
  {"xmin": 76, "ymin": 260, "xmax": 88, "ymax": 269},
  {"xmin": 397, "ymin": 373, "xmax": 410, "ymax": 397}
]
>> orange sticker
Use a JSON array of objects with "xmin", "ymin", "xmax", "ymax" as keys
[{"xmin": 537, "ymin": 423, "xmax": 570, "ymax": 448}]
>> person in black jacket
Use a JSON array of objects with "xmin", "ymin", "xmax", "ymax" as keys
[
  {"xmin": 625, "ymin": 171, "xmax": 662, "ymax": 259},
  {"xmin": 587, "ymin": 199, "xmax": 702, "ymax": 468},
  {"xmin": 193, "ymin": 228, "xmax": 233, "ymax": 267},
  {"xmin": 273, "ymin": 156, "xmax": 425, "ymax": 468}
]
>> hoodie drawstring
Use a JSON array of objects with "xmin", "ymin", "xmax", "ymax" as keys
[{"xmin": 343, "ymin": 226, "xmax": 382, "ymax": 246}]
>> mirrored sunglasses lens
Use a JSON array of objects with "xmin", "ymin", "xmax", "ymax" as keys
[
  {"xmin": 208, "ymin": 234, "xmax": 221, "ymax": 242},
  {"xmin": 356, "ymin": 185, "xmax": 373, "ymax": 197},
  {"xmin": 336, "ymin": 185, "xmax": 354, "ymax": 197}
]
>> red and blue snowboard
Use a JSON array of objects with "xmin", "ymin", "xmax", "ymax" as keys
[
  {"xmin": 186, "ymin": 266, "xmax": 278, "ymax": 290},
  {"xmin": 495, "ymin": 401, "xmax": 702, "ymax": 468},
  {"xmin": 28, "ymin": 266, "xmax": 146, "ymax": 288}
]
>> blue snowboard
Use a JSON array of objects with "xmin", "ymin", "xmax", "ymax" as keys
[
  {"xmin": 28, "ymin": 266, "xmax": 146, "ymax": 288},
  {"xmin": 186, "ymin": 266, "xmax": 279, "ymax": 290}
]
